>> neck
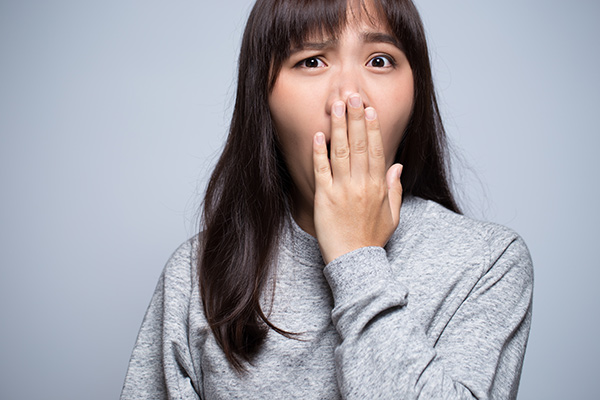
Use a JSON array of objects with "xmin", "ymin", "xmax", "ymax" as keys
[
  {"xmin": 293, "ymin": 209, "xmax": 316, "ymax": 237},
  {"xmin": 290, "ymin": 190, "xmax": 317, "ymax": 237}
]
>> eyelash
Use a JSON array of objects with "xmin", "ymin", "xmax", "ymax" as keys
[
  {"xmin": 367, "ymin": 55, "xmax": 396, "ymax": 68},
  {"xmin": 296, "ymin": 57, "xmax": 325, "ymax": 68},
  {"xmin": 295, "ymin": 54, "xmax": 396, "ymax": 69}
]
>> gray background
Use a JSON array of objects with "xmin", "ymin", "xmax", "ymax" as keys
[{"xmin": 1, "ymin": 1, "xmax": 598, "ymax": 399}]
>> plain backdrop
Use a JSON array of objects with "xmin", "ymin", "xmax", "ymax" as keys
[{"xmin": 1, "ymin": 1, "xmax": 598, "ymax": 399}]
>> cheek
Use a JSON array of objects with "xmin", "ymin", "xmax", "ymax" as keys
[
  {"xmin": 269, "ymin": 72, "xmax": 328, "ymax": 140},
  {"xmin": 379, "ymin": 92, "xmax": 414, "ymax": 166},
  {"xmin": 378, "ymin": 76, "xmax": 414, "ymax": 167},
  {"xmin": 269, "ymin": 79, "xmax": 323, "ymax": 188},
  {"xmin": 269, "ymin": 98, "xmax": 314, "ymax": 161}
]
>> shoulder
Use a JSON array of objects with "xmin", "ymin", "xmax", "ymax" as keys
[
  {"xmin": 395, "ymin": 197, "xmax": 533, "ymax": 281},
  {"xmin": 405, "ymin": 197, "xmax": 528, "ymax": 250},
  {"xmin": 160, "ymin": 235, "xmax": 202, "ymax": 297}
]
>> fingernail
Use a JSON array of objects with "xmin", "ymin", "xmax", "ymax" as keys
[
  {"xmin": 315, "ymin": 132, "xmax": 325, "ymax": 145},
  {"xmin": 333, "ymin": 102, "xmax": 344, "ymax": 117},
  {"xmin": 365, "ymin": 107, "xmax": 377, "ymax": 121},
  {"xmin": 349, "ymin": 94, "xmax": 361, "ymax": 108}
]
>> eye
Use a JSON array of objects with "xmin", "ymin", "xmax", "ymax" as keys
[
  {"xmin": 367, "ymin": 55, "xmax": 395, "ymax": 68},
  {"xmin": 297, "ymin": 57, "xmax": 325, "ymax": 68}
]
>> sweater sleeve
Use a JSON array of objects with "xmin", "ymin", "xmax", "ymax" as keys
[
  {"xmin": 323, "ymin": 235, "xmax": 533, "ymax": 400},
  {"xmin": 121, "ymin": 241, "xmax": 202, "ymax": 400}
]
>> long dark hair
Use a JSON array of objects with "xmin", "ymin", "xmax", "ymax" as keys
[{"xmin": 199, "ymin": 0, "xmax": 460, "ymax": 371}]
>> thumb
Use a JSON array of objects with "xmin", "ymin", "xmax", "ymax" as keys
[{"xmin": 386, "ymin": 163, "xmax": 403, "ymax": 224}]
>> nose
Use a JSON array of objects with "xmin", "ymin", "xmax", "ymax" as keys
[{"xmin": 325, "ymin": 66, "xmax": 369, "ymax": 115}]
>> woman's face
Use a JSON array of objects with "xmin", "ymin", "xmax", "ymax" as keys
[{"xmin": 269, "ymin": 10, "xmax": 414, "ymax": 216}]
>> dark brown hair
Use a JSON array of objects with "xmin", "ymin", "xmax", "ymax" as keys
[{"xmin": 199, "ymin": 0, "xmax": 459, "ymax": 371}]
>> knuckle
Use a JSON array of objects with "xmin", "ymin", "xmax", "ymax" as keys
[
  {"xmin": 369, "ymin": 144, "xmax": 385, "ymax": 158},
  {"xmin": 348, "ymin": 111, "xmax": 364, "ymax": 121},
  {"xmin": 334, "ymin": 146, "xmax": 350, "ymax": 159},
  {"xmin": 315, "ymin": 159, "xmax": 330, "ymax": 172},
  {"xmin": 332, "ymin": 119, "xmax": 345, "ymax": 130},
  {"xmin": 315, "ymin": 163, "xmax": 330, "ymax": 175},
  {"xmin": 351, "ymin": 139, "xmax": 368, "ymax": 154},
  {"xmin": 315, "ymin": 145, "xmax": 328, "ymax": 155},
  {"xmin": 367, "ymin": 118, "xmax": 380, "ymax": 130}
]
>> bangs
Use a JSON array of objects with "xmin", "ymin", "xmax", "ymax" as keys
[
  {"xmin": 276, "ymin": 0, "xmax": 349, "ymax": 48},
  {"xmin": 263, "ymin": 0, "xmax": 390, "ymax": 88},
  {"xmin": 243, "ymin": 0, "xmax": 425, "ymax": 93}
]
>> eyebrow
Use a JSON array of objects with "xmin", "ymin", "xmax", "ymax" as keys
[
  {"xmin": 360, "ymin": 32, "xmax": 403, "ymax": 51},
  {"xmin": 290, "ymin": 38, "xmax": 338, "ymax": 55},
  {"xmin": 289, "ymin": 31, "xmax": 403, "ymax": 55}
]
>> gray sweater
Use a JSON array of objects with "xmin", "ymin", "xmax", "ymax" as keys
[{"xmin": 121, "ymin": 197, "xmax": 533, "ymax": 399}]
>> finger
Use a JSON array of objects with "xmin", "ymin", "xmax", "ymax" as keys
[
  {"xmin": 313, "ymin": 132, "xmax": 332, "ymax": 187},
  {"xmin": 329, "ymin": 100, "xmax": 350, "ymax": 181},
  {"xmin": 365, "ymin": 107, "xmax": 386, "ymax": 180},
  {"xmin": 347, "ymin": 93, "xmax": 369, "ymax": 178},
  {"xmin": 386, "ymin": 163, "xmax": 404, "ymax": 225}
]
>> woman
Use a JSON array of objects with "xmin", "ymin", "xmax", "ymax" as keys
[{"xmin": 121, "ymin": 0, "xmax": 533, "ymax": 399}]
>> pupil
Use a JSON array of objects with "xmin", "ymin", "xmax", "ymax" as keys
[
  {"xmin": 373, "ymin": 57, "xmax": 384, "ymax": 67},
  {"xmin": 306, "ymin": 58, "xmax": 318, "ymax": 67}
]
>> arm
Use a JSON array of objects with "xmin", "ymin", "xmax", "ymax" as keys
[
  {"xmin": 312, "ymin": 95, "xmax": 532, "ymax": 398},
  {"xmin": 121, "ymin": 241, "xmax": 201, "ymax": 400},
  {"xmin": 323, "ymin": 236, "xmax": 533, "ymax": 399}
]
